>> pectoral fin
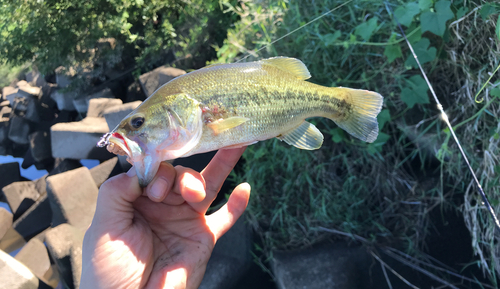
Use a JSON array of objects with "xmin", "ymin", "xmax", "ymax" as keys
[
  {"xmin": 207, "ymin": 116, "xmax": 250, "ymax": 135},
  {"xmin": 277, "ymin": 121, "xmax": 324, "ymax": 150}
]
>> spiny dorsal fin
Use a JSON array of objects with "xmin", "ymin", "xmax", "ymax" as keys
[
  {"xmin": 260, "ymin": 57, "xmax": 311, "ymax": 80},
  {"xmin": 277, "ymin": 121, "xmax": 323, "ymax": 150},
  {"xmin": 206, "ymin": 116, "xmax": 250, "ymax": 135}
]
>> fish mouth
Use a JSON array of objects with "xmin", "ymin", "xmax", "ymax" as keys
[{"xmin": 97, "ymin": 132, "xmax": 160, "ymax": 187}]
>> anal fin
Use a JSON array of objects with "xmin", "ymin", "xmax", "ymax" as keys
[{"xmin": 277, "ymin": 121, "xmax": 324, "ymax": 150}]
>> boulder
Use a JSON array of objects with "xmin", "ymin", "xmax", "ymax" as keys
[
  {"xmin": 0, "ymin": 162, "xmax": 21, "ymax": 191},
  {"xmin": 51, "ymin": 117, "xmax": 114, "ymax": 160},
  {"xmin": 73, "ymin": 88, "xmax": 116, "ymax": 114},
  {"xmin": 126, "ymin": 81, "xmax": 146, "ymax": 102},
  {"xmin": 87, "ymin": 98, "xmax": 122, "ymax": 118},
  {"xmin": 1, "ymin": 105, "xmax": 12, "ymax": 118},
  {"xmin": 11, "ymin": 94, "xmax": 41, "ymax": 122},
  {"xmin": 0, "ymin": 207, "xmax": 13, "ymax": 240},
  {"xmin": 55, "ymin": 66, "xmax": 73, "ymax": 89},
  {"xmin": 89, "ymin": 157, "xmax": 122, "ymax": 188},
  {"xmin": 26, "ymin": 70, "xmax": 48, "ymax": 88},
  {"xmin": 48, "ymin": 159, "xmax": 82, "ymax": 176},
  {"xmin": 271, "ymin": 242, "xmax": 373, "ymax": 289},
  {"xmin": 139, "ymin": 66, "xmax": 186, "ymax": 97},
  {"xmin": 2, "ymin": 181, "xmax": 40, "ymax": 220},
  {"xmin": 199, "ymin": 214, "xmax": 253, "ymax": 289},
  {"xmin": 0, "ymin": 249, "xmax": 39, "ymax": 289},
  {"xmin": 50, "ymin": 89, "xmax": 77, "ymax": 111},
  {"xmin": 29, "ymin": 130, "xmax": 54, "ymax": 170},
  {"xmin": 44, "ymin": 224, "xmax": 84, "ymax": 289},
  {"xmin": 103, "ymin": 100, "xmax": 141, "ymax": 130},
  {"xmin": 15, "ymin": 238, "xmax": 59, "ymax": 288},
  {"xmin": 12, "ymin": 193, "xmax": 52, "ymax": 241},
  {"xmin": 8, "ymin": 114, "xmax": 31, "ymax": 145},
  {"xmin": 0, "ymin": 225, "xmax": 25, "ymax": 253},
  {"xmin": 46, "ymin": 167, "xmax": 98, "ymax": 231},
  {"xmin": 2, "ymin": 86, "xmax": 17, "ymax": 101},
  {"xmin": 16, "ymin": 81, "xmax": 42, "ymax": 99},
  {"xmin": 0, "ymin": 117, "xmax": 9, "ymax": 144}
]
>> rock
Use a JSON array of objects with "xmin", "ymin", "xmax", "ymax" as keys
[
  {"xmin": 199, "ymin": 214, "xmax": 253, "ymax": 289},
  {"xmin": 73, "ymin": 88, "xmax": 116, "ymax": 114},
  {"xmin": 2, "ymin": 86, "xmax": 17, "ymax": 101},
  {"xmin": 29, "ymin": 130, "xmax": 54, "ymax": 170},
  {"xmin": 0, "ymin": 118, "xmax": 9, "ymax": 144},
  {"xmin": 0, "ymin": 225, "xmax": 25, "ymax": 253},
  {"xmin": 126, "ymin": 81, "xmax": 146, "ymax": 102},
  {"xmin": 51, "ymin": 117, "xmax": 114, "ymax": 160},
  {"xmin": 26, "ymin": 70, "xmax": 48, "ymax": 88},
  {"xmin": 0, "ymin": 162, "xmax": 21, "ymax": 191},
  {"xmin": 11, "ymin": 94, "xmax": 41, "ymax": 122},
  {"xmin": 87, "ymin": 97, "xmax": 122, "ymax": 118},
  {"xmin": 103, "ymin": 100, "xmax": 141, "ymax": 130},
  {"xmin": 0, "ymin": 207, "xmax": 13, "ymax": 240},
  {"xmin": 0, "ymin": 249, "xmax": 39, "ymax": 288},
  {"xmin": 50, "ymin": 89, "xmax": 77, "ymax": 111},
  {"xmin": 8, "ymin": 115, "xmax": 31, "ymax": 144},
  {"xmin": 16, "ymin": 81, "xmax": 42, "ymax": 99},
  {"xmin": 46, "ymin": 167, "xmax": 98, "ymax": 231},
  {"xmin": 139, "ymin": 66, "xmax": 186, "ymax": 97},
  {"xmin": 48, "ymin": 159, "xmax": 82, "ymax": 176},
  {"xmin": 89, "ymin": 157, "xmax": 122, "ymax": 188},
  {"xmin": 271, "ymin": 242, "xmax": 373, "ymax": 289},
  {"xmin": 1, "ymin": 105, "xmax": 12, "ymax": 118},
  {"xmin": 2, "ymin": 181, "xmax": 40, "ymax": 220},
  {"xmin": 15, "ymin": 238, "xmax": 59, "ymax": 288},
  {"xmin": 12, "ymin": 193, "xmax": 52, "ymax": 241},
  {"xmin": 55, "ymin": 67, "xmax": 73, "ymax": 89},
  {"xmin": 44, "ymin": 224, "xmax": 84, "ymax": 289}
]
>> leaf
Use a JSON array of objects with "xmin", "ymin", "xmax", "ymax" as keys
[
  {"xmin": 323, "ymin": 30, "xmax": 341, "ymax": 46},
  {"xmin": 374, "ymin": 132, "xmax": 390, "ymax": 144},
  {"xmin": 400, "ymin": 75, "xmax": 430, "ymax": 108},
  {"xmin": 491, "ymin": 88, "xmax": 500, "ymax": 97},
  {"xmin": 331, "ymin": 128, "xmax": 345, "ymax": 143},
  {"xmin": 404, "ymin": 37, "xmax": 436, "ymax": 68},
  {"xmin": 377, "ymin": 109, "xmax": 391, "ymax": 130},
  {"xmin": 355, "ymin": 17, "xmax": 378, "ymax": 41},
  {"xmin": 419, "ymin": 0, "xmax": 433, "ymax": 11},
  {"xmin": 384, "ymin": 44, "xmax": 402, "ymax": 63},
  {"xmin": 420, "ymin": 0, "xmax": 454, "ymax": 36},
  {"xmin": 496, "ymin": 15, "xmax": 500, "ymax": 41},
  {"xmin": 394, "ymin": 2, "xmax": 420, "ymax": 27},
  {"xmin": 456, "ymin": 7, "xmax": 468, "ymax": 19},
  {"xmin": 479, "ymin": 3, "xmax": 499, "ymax": 20}
]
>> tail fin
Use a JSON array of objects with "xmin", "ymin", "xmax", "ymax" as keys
[{"xmin": 331, "ymin": 88, "xmax": 383, "ymax": 143}]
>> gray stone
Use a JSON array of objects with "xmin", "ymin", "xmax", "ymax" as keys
[
  {"xmin": 10, "ymin": 95, "xmax": 41, "ymax": 123},
  {"xmin": 199, "ymin": 214, "xmax": 253, "ymax": 289},
  {"xmin": 50, "ymin": 89, "xmax": 77, "ymax": 111},
  {"xmin": 48, "ymin": 159, "xmax": 82, "ymax": 176},
  {"xmin": 0, "ymin": 118, "xmax": 9, "ymax": 144},
  {"xmin": 44, "ymin": 224, "xmax": 84, "ymax": 289},
  {"xmin": 139, "ymin": 66, "xmax": 186, "ymax": 97},
  {"xmin": 26, "ymin": 70, "xmax": 48, "ymax": 88},
  {"xmin": 15, "ymin": 238, "xmax": 59, "ymax": 288},
  {"xmin": 8, "ymin": 115, "xmax": 31, "ymax": 145},
  {"xmin": 51, "ymin": 117, "xmax": 114, "ymax": 160},
  {"xmin": 46, "ymin": 167, "xmax": 98, "ymax": 231},
  {"xmin": 126, "ymin": 81, "xmax": 146, "ymax": 102},
  {"xmin": 103, "ymin": 100, "xmax": 141, "ymax": 130},
  {"xmin": 16, "ymin": 81, "xmax": 41, "ymax": 99},
  {"xmin": 0, "ymin": 207, "xmax": 13, "ymax": 240},
  {"xmin": 87, "ymin": 97, "xmax": 122, "ymax": 118},
  {"xmin": 1, "ymin": 106, "xmax": 12, "ymax": 118},
  {"xmin": 2, "ymin": 181, "xmax": 40, "ymax": 220},
  {"xmin": 89, "ymin": 157, "xmax": 121, "ymax": 188},
  {"xmin": 0, "ymin": 225, "xmax": 25, "ymax": 253},
  {"xmin": 0, "ymin": 162, "xmax": 21, "ymax": 191},
  {"xmin": 272, "ymin": 242, "xmax": 372, "ymax": 289},
  {"xmin": 13, "ymin": 193, "xmax": 52, "ymax": 241},
  {"xmin": 73, "ymin": 88, "xmax": 116, "ymax": 114},
  {"xmin": 29, "ymin": 130, "xmax": 53, "ymax": 166},
  {"xmin": 2, "ymin": 86, "xmax": 17, "ymax": 101},
  {"xmin": 0, "ymin": 249, "xmax": 39, "ymax": 288},
  {"xmin": 55, "ymin": 67, "xmax": 73, "ymax": 89}
]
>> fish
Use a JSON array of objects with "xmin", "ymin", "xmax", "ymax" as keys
[{"xmin": 97, "ymin": 57, "xmax": 383, "ymax": 187}]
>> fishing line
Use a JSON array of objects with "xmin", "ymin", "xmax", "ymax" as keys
[
  {"xmin": 236, "ymin": 0, "xmax": 355, "ymax": 63},
  {"xmin": 387, "ymin": 4, "xmax": 500, "ymax": 233}
]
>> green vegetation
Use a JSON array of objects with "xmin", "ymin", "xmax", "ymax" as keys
[{"xmin": 220, "ymin": 0, "xmax": 500, "ymax": 285}]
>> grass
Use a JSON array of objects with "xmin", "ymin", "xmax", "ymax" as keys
[{"xmin": 221, "ymin": 0, "xmax": 500, "ymax": 287}]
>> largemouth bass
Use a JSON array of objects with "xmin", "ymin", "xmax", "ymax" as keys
[{"xmin": 98, "ymin": 57, "xmax": 383, "ymax": 186}]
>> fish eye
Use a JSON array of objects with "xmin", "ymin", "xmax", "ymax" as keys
[{"xmin": 130, "ymin": 115, "xmax": 145, "ymax": 129}]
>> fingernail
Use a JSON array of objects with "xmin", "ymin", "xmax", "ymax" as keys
[
  {"xmin": 126, "ymin": 167, "xmax": 136, "ymax": 177},
  {"xmin": 150, "ymin": 177, "xmax": 168, "ymax": 200}
]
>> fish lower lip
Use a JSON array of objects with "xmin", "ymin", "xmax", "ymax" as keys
[{"xmin": 106, "ymin": 133, "xmax": 131, "ymax": 157}]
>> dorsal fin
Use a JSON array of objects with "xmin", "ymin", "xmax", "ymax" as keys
[{"xmin": 260, "ymin": 57, "xmax": 311, "ymax": 80}]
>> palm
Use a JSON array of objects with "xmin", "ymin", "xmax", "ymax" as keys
[{"xmin": 82, "ymin": 148, "xmax": 250, "ymax": 289}]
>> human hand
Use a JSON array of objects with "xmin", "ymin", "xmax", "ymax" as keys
[{"xmin": 81, "ymin": 147, "xmax": 250, "ymax": 289}]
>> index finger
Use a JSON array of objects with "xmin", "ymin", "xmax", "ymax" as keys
[{"xmin": 194, "ymin": 146, "xmax": 246, "ymax": 211}]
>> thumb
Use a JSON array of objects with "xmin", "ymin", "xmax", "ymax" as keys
[{"xmin": 91, "ymin": 167, "xmax": 142, "ymax": 230}]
